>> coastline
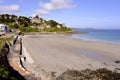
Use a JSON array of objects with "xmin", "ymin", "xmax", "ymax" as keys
[
  {"xmin": 71, "ymin": 35, "xmax": 120, "ymax": 46},
  {"xmin": 23, "ymin": 31, "xmax": 87, "ymax": 35},
  {"xmin": 22, "ymin": 34, "xmax": 120, "ymax": 78},
  {"xmin": 71, "ymin": 29, "xmax": 120, "ymax": 45}
]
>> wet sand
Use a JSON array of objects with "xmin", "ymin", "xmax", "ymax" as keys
[{"xmin": 22, "ymin": 34, "xmax": 120, "ymax": 77}]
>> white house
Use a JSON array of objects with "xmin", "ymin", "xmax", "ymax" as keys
[
  {"xmin": 0, "ymin": 24, "xmax": 9, "ymax": 35},
  {"xmin": 56, "ymin": 24, "xmax": 62, "ymax": 28},
  {"xmin": 30, "ymin": 16, "xmax": 41, "ymax": 23}
]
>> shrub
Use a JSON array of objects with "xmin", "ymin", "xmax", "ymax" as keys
[
  {"xmin": 0, "ymin": 65, "xmax": 16, "ymax": 80},
  {"xmin": 43, "ymin": 27, "xmax": 72, "ymax": 32},
  {"xmin": 19, "ymin": 27, "xmax": 39, "ymax": 32}
]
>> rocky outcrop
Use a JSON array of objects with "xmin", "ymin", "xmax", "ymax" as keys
[{"xmin": 56, "ymin": 68, "xmax": 120, "ymax": 80}]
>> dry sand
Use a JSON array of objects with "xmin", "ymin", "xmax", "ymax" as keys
[{"xmin": 22, "ymin": 34, "xmax": 120, "ymax": 78}]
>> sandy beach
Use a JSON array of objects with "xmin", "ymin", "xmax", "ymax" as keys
[{"xmin": 22, "ymin": 34, "xmax": 120, "ymax": 78}]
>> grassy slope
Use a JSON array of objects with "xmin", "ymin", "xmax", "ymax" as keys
[
  {"xmin": 0, "ymin": 38, "xmax": 5, "ymax": 51},
  {"xmin": 0, "ymin": 36, "xmax": 14, "ymax": 51},
  {"xmin": 0, "ymin": 36, "xmax": 16, "ymax": 80}
]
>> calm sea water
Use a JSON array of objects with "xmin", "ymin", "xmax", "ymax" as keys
[{"xmin": 71, "ymin": 29, "xmax": 120, "ymax": 44}]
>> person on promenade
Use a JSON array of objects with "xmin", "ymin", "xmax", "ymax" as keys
[
  {"xmin": 13, "ymin": 32, "xmax": 23, "ymax": 54},
  {"xmin": 13, "ymin": 32, "xmax": 23, "ymax": 45}
]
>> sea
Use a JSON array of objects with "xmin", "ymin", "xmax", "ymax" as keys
[{"xmin": 71, "ymin": 28, "xmax": 120, "ymax": 45}]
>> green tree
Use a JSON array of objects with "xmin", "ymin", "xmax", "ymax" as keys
[
  {"xmin": 46, "ymin": 20, "xmax": 58, "ymax": 27},
  {"xmin": 12, "ymin": 24, "xmax": 20, "ymax": 29}
]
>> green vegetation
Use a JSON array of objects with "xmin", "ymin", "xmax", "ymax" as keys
[
  {"xmin": 0, "ymin": 14, "xmax": 30, "ymax": 29},
  {"xmin": 0, "ymin": 36, "xmax": 14, "ymax": 51},
  {"xmin": 6, "ymin": 36, "xmax": 14, "ymax": 42},
  {"xmin": 0, "ymin": 38, "xmax": 5, "ymax": 51},
  {"xmin": 0, "ymin": 37, "xmax": 16, "ymax": 80},
  {"xmin": 19, "ymin": 27, "xmax": 39, "ymax": 32},
  {"xmin": 19, "ymin": 27, "xmax": 72, "ymax": 33},
  {"xmin": 0, "ymin": 14, "xmax": 72, "ymax": 33},
  {"xmin": 0, "ymin": 65, "xmax": 16, "ymax": 80},
  {"xmin": 46, "ymin": 20, "xmax": 58, "ymax": 27},
  {"xmin": 43, "ymin": 27, "xmax": 72, "ymax": 32},
  {"xmin": 0, "ymin": 37, "xmax": 18, "ymax": 80}
]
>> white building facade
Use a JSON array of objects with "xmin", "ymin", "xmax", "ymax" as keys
[{"xmin": 0, "ymin": 24, "xmax": 9, "ymax": 35}]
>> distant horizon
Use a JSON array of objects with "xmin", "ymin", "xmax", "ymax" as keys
[
  {"xmin": 71, "ymin": 27, "xmax": 120, "ymax": 30},
  {"xmin": 0, "ymin": 0, "xmax": 120, "ymax": 29}
]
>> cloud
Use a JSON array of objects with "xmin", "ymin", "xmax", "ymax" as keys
[
  {"xmin": 35, "ymin": 0, "xmax": 76, "ymax": 16},
  {"xmin": 0, "ymin": 4, "xmax": 19, "ymax": 12}
]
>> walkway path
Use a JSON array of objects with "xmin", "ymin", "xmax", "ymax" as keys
[{"xmin": 7, "ymin": 35, "xmax": 35, "ymax": 80}]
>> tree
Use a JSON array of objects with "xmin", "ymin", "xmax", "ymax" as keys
[
  {"xmin": 12, "ymin": 24, "xmax": 20, "ymax": 29},
  {"xmin": 47, "ymin": 20, "xmax": 58, "ymax": 27}
]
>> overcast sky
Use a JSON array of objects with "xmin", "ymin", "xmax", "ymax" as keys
[{"xmin": 0, "ymin": 0, "xmax": 120, "ymax": 29}]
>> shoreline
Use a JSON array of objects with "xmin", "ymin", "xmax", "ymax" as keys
[
  {"xmin": 71, "ymin": 35, "xmax": 120, "ymax": 46},
  {"xmin": 23, "ymin": 31, "xmax": 120, "ymax": 46},
  {"xmin": 22, "ymin": 34, "xmax": 120, "ymax": 77},
  {"xmin": 23, "ymin": 31, "xmax": 87, "ymax": 35}
]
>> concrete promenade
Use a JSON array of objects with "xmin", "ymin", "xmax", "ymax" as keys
[{"xmin": 7, "ymin": 35, "xmax": 35, "ymax": 80}]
